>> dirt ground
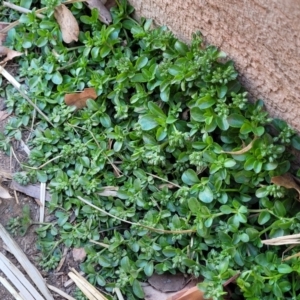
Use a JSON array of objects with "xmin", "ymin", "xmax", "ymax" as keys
[{"xmin": 0, "ymin": 96, "xmax": 80, "ymax": 299}]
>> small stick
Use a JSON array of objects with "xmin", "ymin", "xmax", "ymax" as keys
[
  {"xmin": 56, "ymin": 247, "xmax": 69, "ymax": 272},
  {"xmin": 0, "ymin": 253, "xmax": 42, "ymax": 300},
  {"xmin": 0, "ymin": 66, "xmax": 54, "ymax": 126},
  {"xmin": 47, "ymin": 284, "xmax": 76, "ymax": 300},
  {"xmin": 145, "ymin": 172, "xmax": 181, "ymax": 188},
  {"xmin": 39, "ymin": 182, "xmax": 46, "ymax": 222},
  {"xmin": 222, "ymin": 272, "xmax": 240, "ymax": 287},
  {"xmin": 89, "ymin": 240, "xmax": 109, "ymax": 248},
  {"xmin": 2, "ymin": 2, "xmax": 45, "ymax": 19},
  {"xmin": 114, "ymin": 288, "xmax": 124, "ymax": 300},
  {"xmin": 0, "ymin": 224, "xmax": 54, "ymax": 300},
  {"xmin": 0, "ymin": 276, "xmax": 25, "ymax": 300},
  {"xmin": 78, "ymin": 196, "xmax": 196, "ymax": 234},
  {"xmin": 0, "ymin": 0, "xmax": 86, "ymax": 33},
  {"xmin": 13, "ymin": 189, "xmax": 19, "ymax": 204},
  {"xmin": 64, "ymin": 271, "xmax": 85, "ymax": 288}
]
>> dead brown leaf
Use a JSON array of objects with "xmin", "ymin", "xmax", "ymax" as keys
[
  {"xmin": 0, "ymin": 46, "xmax": 23, "ymax": 64},
  {"xmin": 65, "ymin": 88, "xmax": 97, "ymax": 109},
  {"xmin": 72, "ymin": 248, "xmax": 86, "ymax": 262},
  {"xmin": 0, "ymin": 110, "xmax": 10, "ymax": 122},
  {"xmin": 222, "ymin": 137, "xmax": 257, "ymax": 155},
  {"xmin": 166, "ymin": 286, "xmax": 205, "ymax": 300},
  {"xmin": 148, "ymin": 273, "xmax": 187, "ymax": 293},
  {"xmin": 56, "ymin": 248, "xmax": 69, "ymax": 272},
  {"xmin": 85, "ymin": 0, "xmax": 112, "ymax": 24},
  {"xmin": 0, "ymin": 23, "xmax": 9, "ymax": 45},
  {"xmin": 0, "ymin": 185, "xmax": 13, "ymax": 199},
  {"xmin": 105, "ymin": 0, "xmax": 117, "ymax": 10},
  {"xmin": 54, "ymin": 4, "xmax": 79, "ymax": 43},
  {"xmin": 271, "ymin": 173, "xmax": 300, "ymax": 198}
]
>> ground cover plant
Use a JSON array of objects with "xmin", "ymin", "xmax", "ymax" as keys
[{"xmin": 2, "ymin": 0, "xmax": 300, "ymax": 299}]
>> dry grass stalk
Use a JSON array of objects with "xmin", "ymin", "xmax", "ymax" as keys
[
  {"xmin": 47, "ymin": 284, "xmax": 76, "ymax": 300},
  {"xmin": 3, "ymin": 1, "xmax": 45, "ymax": 18},
  {"xmin": 0, "ymin": 224, "xmax": 54, "ymax": 300},
  {"xmin": 39, "ymin": 182, "xmax": 46, "ymax": 222},
  {"xmin": 0, "ymin": 253, "xmax": 43, "ymax": 299},
  {"xmin": 114, "ymin": 287, "xmax": 125, "ymax": 300},
  {"xmin": 13, "ymin": 189, "xmax": 19, "ymax": 204},
  {"xmin": 0, "ymin": 66, "xmax": 54, "ymax": 126},
  {"xmin": 64, "ymin": 271, "xmax": 85, "ymax": 288},
  {"xmin": 68, "ymin": 268, "xmax": 108, "ymax": 300},
  {"xmin": 56, "ymin": 247, "xmax": 69, "ymax": 272},
  {"xmin": 262, "ymin": 233, "xmax": 300, "ymax": 245},
  {"xmin": 78, "ymin": 196, "xmax": 196, "ymax": 234},
  {"xmin": 0, "ymin": 169, "xmax": 12, "ymax": 179},
  {"xmin": 89, "ymin": 239, "xmax": 109, "ymax": 248},
  {"xmin": 0, "ymin": 0, "xmax": 87, "ymax": 34},
  {"xmin": 0, "ymin": 276, "xmax": 25, "ymax": 300}
]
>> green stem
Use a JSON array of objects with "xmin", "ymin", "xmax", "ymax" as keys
[{"xmin": 259, "ymin": 224, "xmax": 274, "ymax": 236}]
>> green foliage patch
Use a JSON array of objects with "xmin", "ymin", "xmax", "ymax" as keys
[{"xmin": 2, "ymin": 0, "xmax": 300, "ymax": 299}]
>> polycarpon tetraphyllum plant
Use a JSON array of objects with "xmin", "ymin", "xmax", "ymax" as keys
[{"xmin": 2, "ymin": 0, "xmax": 300, "ymax": 299}]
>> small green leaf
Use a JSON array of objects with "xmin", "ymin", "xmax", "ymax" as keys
[
  {"xmin": 258, "ymin": 211, "xmax": 271, "ymax": 225},
  {"xmin": 198, "ymin": 96, "xmax": 216, "ymax": 109},
  {"xmin": 292, "ymin": 136, "xmax": 300, "ymax": 150},
  {"xmin": 144, "ymin": 261, "xmax": 154, "ymax": 276},
  {"xmin": 148, "ymin": 102, "xmax": 166, "ymax": 118},
  {"xmin": 181, "ymin": 169, "xmax": 199, "ymax": 185},
  {"xmin": 278, "ymin": 264, "xmax": 293, "ymax": 274},
  {"xmin": 274, "ymin": 201, "xmax": 286, "ymax": 217},
  {"xmin": 52, "ymin": 71, "xmax": 63, "ymax": 85},
  {"xmin": 199, "ymin": 186, "xmax": 214, "ymax": 203},
  {"xmin": 190, "ymin": 107, "xmax": 205, "ymax": 122},
  {"xmin": 224, "ymin": 159, "xmax": 236, "ymax": 168},
  {"xmin": 188, "ymin": 197, "xmax": 200, "ymax": 212},
  {"xmin": 139, "ymin": 115, "xmax": 159, "ymax": 131},
  {"xmin": 132, "ymin": 280, "xmax": 144, "ymax": 299},
  {"xmin": 131, "ymin": 73, "xmax": 148, "ymax": 83},
  {"xmin": 220, "ymin": 205, "xmax": 233, "ymax": 214},
  {"xmin": 135, "ymin": 56, "xmax": 148, "ymax": 70},
  {"xmin": 37, "ymin": 170, "xmax": 47, "ymax": 183},
  {"xmin": 227, "ymin": 114, "xmax": 246, "ymax": 128},
  {"xmin": 217, "ymin": 85, "xmax": 227, "ymax": 98},
  {"xmin": 98, "ymin": 256, "xmax": 111, "ymax": 267},
  {"xmin": 174, "ymin": 40, "xmax": 189, "ymax": 55},
  {"xmin": 255, "ymin": 187, "xmax": 268, "ymax": 198}
]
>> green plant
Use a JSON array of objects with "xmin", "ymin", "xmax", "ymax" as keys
[
  {"xmin": 2, "ymin": 0, "xmax": 300, "ymax": 299},
  {"xmin": 7, "ymin": 204, "xmax": 32, "ymax": 236},
  {"xmin": 73, "ymin": 287, "xmax": 88, "ymax": 300}
]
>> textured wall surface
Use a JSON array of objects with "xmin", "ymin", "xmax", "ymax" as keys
[{"xmin": 128, "ymin": 0, "xmax": 300, "ymax": 131}]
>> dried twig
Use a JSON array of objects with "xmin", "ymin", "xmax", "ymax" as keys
[
  {"xmin": 0, "ymin": 253, "xmax": 43, "ymax": 300},
  {"xmin": 2, "ymin": 2, "xmax": 45, "ymax": 18},
  {"xmin": 114, "ymin": 288, "xmax": 125, "ymax": 300},
  {"xmin": 262, "ymin": 233, "xmax": 300, "ymax": 245},
  {"xmin": 78, "ymin": 196, "xmax": 196, "ymax": 234},
  {"xmin": 0, "ymin": 66, "xmax": 53, "ymax": 126},
  {"xmin": 13, "ymin": 189, "xmax": 19, "ymax": 204},
  {"xmin": 0, "ymin": 276, "xmax": 25, "ymax": 300},
  {"xmin": 89, "ymin": 240, "xmax": 109, "ymax": 248},
  {"xmin": 39, "ymin": 182, "xmax": 46, "ymax": 222},
  {"xmin": 0, "ymin": 0, "xmax": 86, "ymax": 33},
  {"xmin": 0, "ymin": 224, "xmax": 54, "ymax": 300},
  {"xmin": 56, "ymin": 247, "xmax": 69, "ymax": 272},
  {"xmin": 47, "ymin": 284, "xmax": 76, "ymax": 300},
  {"xmin": 68, "ymin": 268, "xmax": 108, "ymax": 300},
  {"xmin": 64, "ymin": 271, "xmax": 85, "ymax": 288}
]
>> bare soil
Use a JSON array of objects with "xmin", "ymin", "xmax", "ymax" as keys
[{"xmin": 0, "ymin": 97, "xmax": 79, "ymax": 299}]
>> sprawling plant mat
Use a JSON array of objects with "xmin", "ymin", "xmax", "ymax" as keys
[{"xmin": 1, "ymin": 0, "xmax": 300, "ymax": 299}]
